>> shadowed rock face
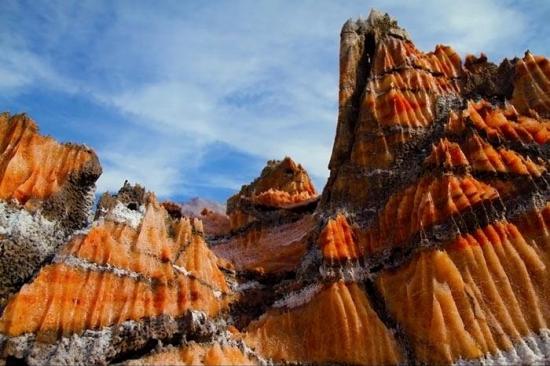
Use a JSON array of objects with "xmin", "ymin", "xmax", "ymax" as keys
[
  {"xmin": 2, "ymin": 9, "xmax": 550, "ymax": 366},
  {"xmin": 0, "ymin": 113, "xmax": 101, "ymax": 307}
]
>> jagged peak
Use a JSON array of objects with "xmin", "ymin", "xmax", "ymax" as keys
[
  {"xmin": 227, "ymin": 156, "xmax": 317, "ymax": 214},
  {"xmin": 341, "ymin": 9, "xmax": 410, "ymax": 40}
]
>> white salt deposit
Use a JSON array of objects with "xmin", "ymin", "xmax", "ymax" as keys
[
  {"xmin": 273, "ymin": 283, "xmax": 323, "ymax": 309},
  {"xmin": 103, "ymin": 202, "xmax": 145, "ymax": 229}
]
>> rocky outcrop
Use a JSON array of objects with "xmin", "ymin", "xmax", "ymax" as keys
[
  {"xmin": 0, "ymin": 184, "xmax": 237, "ymax": 365},
  {"xmin": 212, "ymin": 157, "xmax": 318, "ymax": 275},
  {"xmin": 226, "ymin": 157, "xmax": 317, "ymax": 232},
  {"xmin": 0, "ymin": 113, "xmax": 101, "ymax": 307},
  {"xmin": 2, "ymin": 8, "xmax": 550, "ymax": 366},
  {"xmin": 162, "ymin": 199, "xmax": 231, "ymax": 238},
  {"xmin": 311, "ymin": 9, "xmax": 550, "ymax": 365}
]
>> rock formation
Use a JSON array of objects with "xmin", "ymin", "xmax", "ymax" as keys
[
  {"xmin": 1, "ymin": 8, "xmax": 550, "ymax": 366},
  {"xmin": 213, "ymin": 157, "xmax": 318, "ymax": 275},
  {"xmin": 0, "ymin": 184, "xmax": 243, "ymax": 364},
  {"xmin": 0, "ymin": 113, "xmax": 101, "ymax": 307},
  {"xmin": 162, "ymin": 199, "xmax": 231, "ymax": 238},
  {"xmin": 315, "ymin": 9, "xmax": 550, "ymax": 365}
]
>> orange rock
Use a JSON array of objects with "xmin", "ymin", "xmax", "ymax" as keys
[
  {"xmin": 0, "ymin": 113, "xmax": 102, "ymax": 308},
  {"xmin": 512, "ymin": 52, "xmax": 550, "ymax": 117},
  {"xmin": 318, "ymin": 214, "xmax": 363, "ymax": 261},
  {"xmin": 373, "ymin": 38, "xmax": 462, "ymax": 78},
  {"xmin": 465, "ymin": 100, "xmax": 550, "ymax": 145},
  {"xmin": 126, "ymin": 342, "xmax": 255, "ymax": 366},
  {"xmin": 364, "ymin": 89, "xmax": 438, "ymax": 129},
  {"xmin": 245, "ymin": 281, "xmax": 403, "ymax": 365},
  {"xmin": 359, "ymin": 175, "xmax": 499, "ymax": 254},
  {"xmin": 0, "ymin": 194, "xmax": 232, "ymax": 339},
  {"xmin": 425, "ymin": 136, "xmax": 545, "ymax": 176},
  {"xmin": 227, "ymin": 157, "xmax": 317, "ymax": 231},
  {"xmin": 378, "ymin": 219, "xmax": 550, "ymax": 364},
  {"xmin": 213, "ymin": 215, "xmax": 314, "ymax": 273},
  {"xmin": 367, "ymin": 68, "xmax": 461, "ymax": 95},
  {"xmin": 424, "ymin": 138, "xmax": 469, "ymax": 169},
  {"xmin": 462, "ymin": 134, "xmax": 545, "ymax": 175},
  {"xmin": 0, "ymin": 113, "xmax": 99, "ymax": 204}
]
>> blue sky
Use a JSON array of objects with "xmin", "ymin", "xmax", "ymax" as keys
[{"xmin": 1, "ymin": 1, "xmax": 549, "ymax": 203}]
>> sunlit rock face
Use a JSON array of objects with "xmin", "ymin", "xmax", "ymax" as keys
[
  {"xmin": 0, "ymin": 184, "xmax": 236, "ymax": 364},
  {"xmin": 226, "ymin": 156, "xmax": 317, "ymax": 231},
  {"xmin": 212, "ymin": 157, "xmax": 318, "ymax": 275},
  {"xmin": 0, "ymin": 113, "xmax": 101, "ymax": 307},
  {"xmin": 2, "ymin": 9, "xmax": 550, "ymax": 366},
  {"xmin": 314, "ymin": 9, "xmax": 550, "ymax": 365}
]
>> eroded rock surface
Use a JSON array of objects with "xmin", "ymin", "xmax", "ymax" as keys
[
  {"xmin": 0, "ymin": 184, "xmax": 238, "ymax": 365},
  {"xmin": 314, "ymin": 9, "xmax": 550, "ymax": 365},
  {"xmin": 2, "ymin": 8, "xmax": 550, "ymax": 366},
  {"xmin": 0, "ymin": 113, "xmax": 101, "ymax": 307}
]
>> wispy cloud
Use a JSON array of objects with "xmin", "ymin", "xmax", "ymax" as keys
[{"xmin": 1, "ymin": 0, "xmax": 548, "ymax": 200}]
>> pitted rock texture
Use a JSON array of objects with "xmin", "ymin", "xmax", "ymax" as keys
[
  {"xmin": 0, "ymin": 184, "xmax": 236, "ymax": 364},
  {"xmin": 2, "ymin": 9, "xmax": 550, "ymax": 366},
  {"xmin": 0, "ymin": 113, "xmax": 101, "ymax": 307}
]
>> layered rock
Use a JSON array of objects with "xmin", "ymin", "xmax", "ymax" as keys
[
  {"xmin": 2, "ymin": 8, "xmax": 550, "ymax": 366},
  {"xmin": 0, "ymin": 113, "xmax": 101, "ymax": 306},
  {"xmin": 0, "ymin": 184, "xmax": 237, "ymax": 365},
  {"xmin": 213, "ymin": 157, "xmax": 318, "ymax": 275},
  {"xmin": 244, "ymin": 281, "xmax": 403, "ymax": 365},
  {"xmin": 311, "ymin": 9, "xmax": 550, "ymax": 365},
  {"xmin": 226, "ymin": 157, "xmax": 317, "ymax": 231},
  {"xmin": 125, "ymin": 342, "xmax": 255, "ymax": 366}
]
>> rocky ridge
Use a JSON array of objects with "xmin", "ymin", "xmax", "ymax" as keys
[{"xmin": 1, "ymin": 9, "xmax": 550, "ymax": 366}]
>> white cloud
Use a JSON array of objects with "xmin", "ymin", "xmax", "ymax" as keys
[
  {"xmin": 1, "ymin": 0, "xmax": 547, "ymax": 200},
  {"xmin": 95, "ymin": 129, "xmax": 207, "ymax": 197}
]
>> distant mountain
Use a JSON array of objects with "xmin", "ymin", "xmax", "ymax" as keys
[{"xmin": 179, "ymin": 197, "xmax": 226, "ymax": 217}]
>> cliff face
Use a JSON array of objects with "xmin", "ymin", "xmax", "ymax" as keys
[
  {"xmin": 0, "ymin": 184, "xmax": 239, "ymax": 364},
  {"xmin": 1, "ymin": 9, "xmax": 550, "ymax": 366},
  {"xmin": 315, "ymin": 10, "xmax": 550, "ymax": 365},
  {"xmin": 0, "ymin": 113, "xmax": 101, "ymax": 307}
]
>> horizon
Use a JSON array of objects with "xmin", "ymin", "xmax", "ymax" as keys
[{"xmin": 2, "ymin": 0, "xmax": 549, "ymax": 204}]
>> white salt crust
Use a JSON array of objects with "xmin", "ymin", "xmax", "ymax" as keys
[
  {"xmin": 0, "ymin": 202, "xmax": 57, "ymax": 241},
  {"xmin": 53, "ymin": 254, "xmax": 143, "ymax": 281},
  {"xmin": 319, "ymin": 262, "xmax": 371, "ymax": 282},
  {"xmin": 233, "ymin": 280, "xmax": 262, "ymax": 292},
  {"xmin": 55, "ymin": 255, "xmax": 225, "ymax": 299},
  {"xmin": 102, "ymin": 202, "xmax": 145, "ymax": 229},
  {"xmin": 455, "ymin": 329, "xmax": 550, "ymax": 365},
  {"xmin": 272, "ymin": 283, "xmax": 323, "ymax": 309},
  {"xmin": 172, "ymin": 264, "xmax": 192, "ymax": 277},
  {"xmin": 0, "ymin": 202, "xmax": 67, "ymax": 301},
  {"xmin": 124, "ymin": 312, "xmax": 270, "ymax": 366}
]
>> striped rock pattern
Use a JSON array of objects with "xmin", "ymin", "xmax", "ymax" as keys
[
  {"xmin": 0, "ymin": 113, "xmax": 101, "ymax": 307},
  {"xmin": 0, "ymin": 186, "xmax": 235, "ymax": 364},
  {"xmin": 125, "ymin": 342, "xmax": 255, "ymax": 366},
  {"xmin": 213, "ymin": 157, "xmax": 319, "ymax": 275},
  {"xmin": 226, "ymin": 157, "xmax": 317, "ymax": 232},
  {"xmin": 309, "ymin": 10, "xmax": 550, "ymax": 365},
  {"xmin": 2, "ymin": 9, "xmax": 550, "ymax": 366}
]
